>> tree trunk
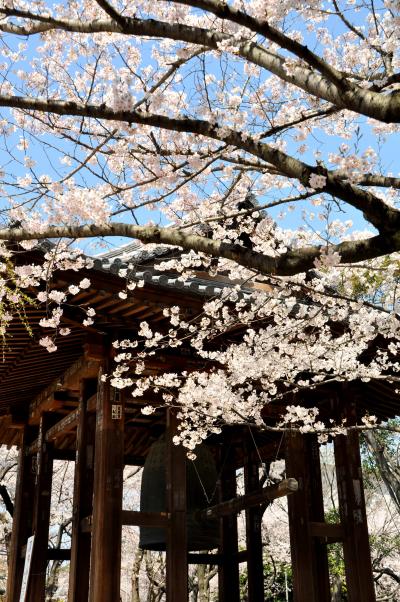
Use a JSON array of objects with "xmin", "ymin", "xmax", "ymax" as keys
[
  {"xmin": 331, "ymin": 575, "xmax": 342, "ymax": 602},
  {"xmin": 197, "ymin": 565, "xmax": 209, "ymax": 602},
  {"xmin": 364, "ymin": 432, "xmax": 400, "ymax": 513},
  {"xmin": 144, "ymin": 551, "xmax": 165, "ymax": 602},
  {"xmin": 131, "ymin": 548, "xmax": 144, "ymax": 602},
  {"xmin": 46, "ymin": 560, "xmax": 63, "ymax": 601}
]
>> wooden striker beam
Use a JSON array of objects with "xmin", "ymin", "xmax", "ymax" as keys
[{"xmin": 197, "ymin": 478, "xmax": 298, "ymax": 521}]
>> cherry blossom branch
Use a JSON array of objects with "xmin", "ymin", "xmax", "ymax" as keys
[
  {"xmin": 94, "ymin": 0, "xmax": 128, "ymax": 29},
  {"xmin": 248, "ymin": 422, "xmax": 400, "ymax": 437},
  {"xmin": 178, "ymin": 192, "xmax": 315, "ymax": 230},
  {"xmin": 169, "ymin": 402, "xmax": 400, "ymax": 437},
  {"xmin": 331, "ymin": 0, "xmax": 391, "ymax": 60},
  {"xmin": 131, "ymin": 47, "xmax": 207, "ymax": 112},
  {"xmin": 260, "ymin": 105, "xmax": 341, "ymax": 139},
  {"xmin": 173, "ymin": 0, "xmax": 348, "ymax": 87},
  {"xmin": 58, "ymin": 129, "xmax": 117, "ymax": 184},
  {"xmin": 0, "ymin": 9, "xmax": 399, "ymax": 123},
  {"xmin": 0, "ymin": 94, "xmax": 397, "ymax": 233}
]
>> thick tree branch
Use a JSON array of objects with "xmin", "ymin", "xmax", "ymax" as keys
[
  {"xmin": 173, "ymin": 0, "xmax": 348, "ymax": 88},
  {"xmin": 0, "ymin": 93, "xmax": 397, "ymax": 232},
  {"xmin": 364, "ymin": 431, "xmax": 400, "ymax": 514},
  {"xmin": 0, "ymin": 9, "xmax": 399, "ymax": 123},
  {"xmin": 373, "ymin": 566, "xmax": 400, "ymax": 586},
  {"xmin": 94, "ymin": 0, "xmax": 129, "ymax": 29},
  {"xmin": 357, "ymin": 174, "xmax": 400, "ymax": 188},
  {"xmin": 0, "ymin": 484, "xmax": 13, "ymax": 517},
  {"xmin": 0, "ymin": 223, "xmax": 399, "ymax": 276}
]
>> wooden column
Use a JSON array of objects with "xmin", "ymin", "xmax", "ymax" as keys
[
  {"xmin": 89, "ymin": 368, "xmax": 125, "ymax": 602},
  {"xmin": 334, "ymin": 402, "xmax": 376, "ymax": 602},
  {"xmin": 166, "ymin": 409, "xmax": 188, "ymax": 602},
  {"xmin": 286, "ymin": 432, "xmax": 330, "ymax": 602},
  {"xmin": 6, "ymin": 426, "xmax": 35, "ymax": 602},
  {"xmin": 244, "ymin": 447, "xmax": 264, "ymax": 602},
  {"xmin": 218, "ymin": 439, "xmax": 240, "ymax": 602},
  {"xmin": 68, "ymin": 380, "xmax": 96, "ymax": 602},
  {"xmin": 28, "ymin": 413, "xmax": 54, "ymax": 601}
]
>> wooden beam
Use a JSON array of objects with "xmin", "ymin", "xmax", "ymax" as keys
[
  {"xmin": 197, "ymin": 478, "xmax": 298, "ymax": 521},
  {"xmin": 54, "ymin": 449, "xmax": 76, "ymax": 462},
  {"xmin": 124, "ymin": 454, "xmax": 145, "ymax": 466},
  {"xmin": 286, "ymin": 432, "xmax": 331, "ymax": 602},
  {"xmin": 89, "ymin": 365, "xmax": 125, "ymax": 602},
  {"xmin": 6, "ymin": 426, "xmax": 35, "ymax": 601},
  {"xmin": 47, "ymin": 450, "xmax": 145, "ymax": 464},
  {"xmin": 46, "ymin": 408, "xmax": 80, "ymax": 442},
  {"xmin": 166, "ymin": 409, "xmax": 188, "ymax": 602},
  {"xmin": 49, "ymin": 546, "xmax": 223, "ymax": 566},
  {"xmin": 80, "ymin": 510, "xmax": 170, "ymax": 531},
  {"xmin": 68, "ymin": 381, "xmax": 96, "ymax": 602},
  {"xmin": 308, "ymin": 435, "xmax": 332, "ymax": 600},
  {"xmin": 80, "ymin": 510, "xmax": 171, "ymax": 533},
  {"xmin": 122, "ymin": 510, "xmax": 170, "ymax": 527},
  {"xmin": 334, "ymin": 399, "xmax": 376, "ymax": 602},
  {"xmin": 28, "ymin": 356, "xmax": 99, "ymax": 425},
  {"xmin": 48, "ymin": 548, "xmax": 71, "ymax": 561},
  {"xmin": 83, "ymin": 336, "xmax": 107, "ymax": 362},
  {"xmin": 80, "ymin": 516, "xmax": 92, "ymax": 534},
  {"xmin": 236, "ymin": 550, "xmax": 248, "ymax": 564},
  {"xmin": 27, "ymin": 440, "xmax": 39, "ymax": 456},
  {"xmin": 244, "ymin": 445, "xmax": 264, "ymax": 602},
  {"xmin": 28, "ymin": 410, "xmax": 75, "ymax": 455},
  {"xmin": 188, "ymin": 553, "xmax": 222, "ymax": 565},
  {"xmin": 310, "ymin": 521, "xmax": 344, "ymax": 543},
  {"xmin": 27, "ymin": 414, "xmax": 54, "ymax": 602},
  {"xmin": 218, "ymin": 440, "xmax": 240, "ymax": 602},
  {"xmin": 29, "ymin": 357, "xmax": 86, "ymax": 424}
]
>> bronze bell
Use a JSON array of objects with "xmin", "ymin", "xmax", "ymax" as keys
[{"xmin": 139, "ymin": 436, "xmax": 220, "ymax": 551}]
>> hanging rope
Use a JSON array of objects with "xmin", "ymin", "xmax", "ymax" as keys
[{"xmin": 191, "ymin": 440, "xmax": 233, "ymax": 506}]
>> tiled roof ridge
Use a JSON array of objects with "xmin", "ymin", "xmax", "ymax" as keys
[
  {"xmin": 93, "ymin": 256, "xmax": 251, "ymax": 298},
  {"xmin": 25, "ymin": 240, "xmax": 252, "ymax": 298}
]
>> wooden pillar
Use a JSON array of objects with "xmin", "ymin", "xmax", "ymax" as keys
[
  {"xmin": 89, "ymin": 368, "xmax": 125, "ymax": 602},
  {"xmin": 28, "ymin": 413, "xmax": 54, "ymax": 601},
  {"xmin": 68, "ymin": 380, "xmax": 96, "ymax": 602},
  {"xmin": 285, "ymin": 432, "xmax": 330, "ymax": 602},
  {"xmin": 166, "ymin": 409, "xmax": 188, "ymax": 602},
  {"xmin": 218, "ymin": 439, "xmax": 240, "ymax": 602},
  {"xmin": 334, "ymin": 402, "xmax": 376, "ymax": 602},
  {"xmin": 6, "ymin": 426, "xmax": 35, "ymax": 602},
  {"xmin": 244, "ymin": 447, "xmax": 264, "ymax": 602}
]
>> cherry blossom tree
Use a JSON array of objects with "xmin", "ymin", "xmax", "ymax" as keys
[{"xmin": 0, "ymin": 1, "xmax": 399, "ymax": 442}]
